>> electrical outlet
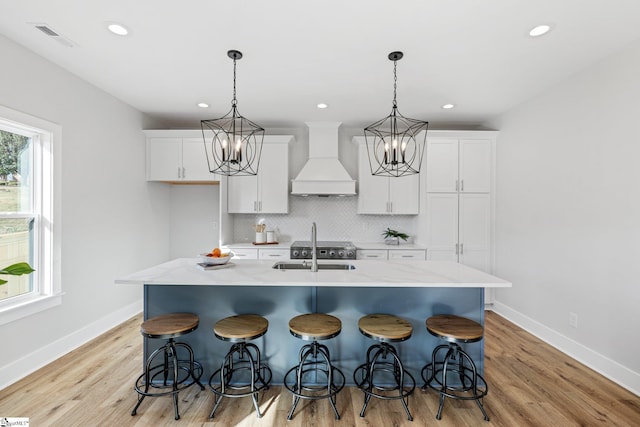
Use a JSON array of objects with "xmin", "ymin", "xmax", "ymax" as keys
[{"xmin": 569, "ymin": 312, "xmax": 578, "ymax": 328}]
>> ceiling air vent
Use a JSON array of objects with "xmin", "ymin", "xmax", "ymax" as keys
[{"xmin": 30, "ymin": 23, "xmax": 75, "ymax": 47}]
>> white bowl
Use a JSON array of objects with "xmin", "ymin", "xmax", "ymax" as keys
[{"xmin": 199, "ymin": 252, "xmax": 232, "ymax": 265}]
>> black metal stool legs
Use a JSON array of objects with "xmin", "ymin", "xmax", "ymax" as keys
[
  {"xmin": 131, "ymin": 339, "xmax": 204, "ymax": 420},
  {"xmin": 421, "ymin": 342, "xmax": 489, "ymax": 421},
  {"xmin": 284, "ymin": 341, "xmax": 345, "ymax": 420},
  {"xmin": 354, "ymin": 342, "xmax": 415, "ymax": 421},
  {"xmin": 208, "ymin": 341, "xmax": 272, "ymax": 419}
]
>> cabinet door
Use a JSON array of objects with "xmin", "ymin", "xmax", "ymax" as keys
[
  {"xmin": 356, "ymin": 249, "xmax": 388, "ymax": 260},
  {"xmin": 147, "ymin": 138, "xmax": 182, "ymax": 180},
  {"xmin": 227, "ymin": 175, "xmax": 258, "ymax": 213},
  {"xmin": 459, "ymin": 139, "xmax": 491, "ymax": 193},
  {"xmin": 459, "ymin": 193, "xmax": 491, "ymax": 272},
  {"xmin": 181, "ymin": 138, "xmax": 215, "ymax": 181},
  {"xmin": 425, "ymin": 193, "xmax": 459, "ymax": 262},
  {"xmin": 258, "ymin": 248, "xmax": 290, "ymax": 260},
  {"xmin": 389, "ymin": 173, "xmax": 419, "ymax": 214},
  {"xmin": 258, "ymin": 143, "xmax": 289, "ymax": 213},
  {"xmin": 357, "ymin": 146, "xmax": 390, "ymax": 214},
  {"xmin": 388, "ymin": 249, "xmax": 426, "ymax": 260},
  {"xmin": 426, "ymin": 139, "xmax": 459, "ymax": 192}
]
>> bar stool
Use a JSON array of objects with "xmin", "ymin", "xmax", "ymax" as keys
[
  {"xmin": 284, "ymin": 313, "xmax": 346, "ymax": 420},
  {"xmin": 421, "ymin": 314, "xmax": 489, "ymax": 421},
  {"xmin": 353, "ymin": 313, "xmax": 416, "ymax": 421},
  {"xmin": 131, "ymin": 312, "xmax": 204, "ymax": 420},
  {"xmin": 208, "ymin": 314, "xmax": 272, "ymax": 419}
]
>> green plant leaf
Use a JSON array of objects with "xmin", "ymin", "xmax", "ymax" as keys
[
  {"xmin": 0, "ymin": 262, "xmax": 35, "ymax": 276},
  {"xmin": 0, "ymin": 279, "xmax": 7, "ymax": 285}
]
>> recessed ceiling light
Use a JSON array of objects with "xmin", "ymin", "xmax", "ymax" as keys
[
  {"xmin": 529, "ymin": 24, "xmax": 551, "ymax": 37},
  {"xmin": 442, "ymin": 104, "xmax": 455, "ymax": 110},
  {"xmin": 197, "ymin": 102, "xmax": 209, "ymax": 108},
  {"xmin": 316, "ymin": 103, "xmax": 328, "ymax": 109},
  {"xmin": 107, "ymin": 23, "xmax": 129, "ymax": 36}
]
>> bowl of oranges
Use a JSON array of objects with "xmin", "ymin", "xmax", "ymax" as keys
[{"xmin": 199, "ymin": 248, "xmax": 233, "ymax": 265}]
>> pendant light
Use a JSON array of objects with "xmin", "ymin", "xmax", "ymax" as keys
[
  {"xmin": 364, "ymin": 51, "xmax": 428, "ymax": 177},
  {"xmin": 201, "ymin": 50, "xmax": 265, "ymax": 176}
]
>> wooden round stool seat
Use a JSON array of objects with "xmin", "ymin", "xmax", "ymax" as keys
[
  {"xmin": 289, "ymin": 313, "xmax": 341, "ymax": 340},
  {"xmin": 358, "ymin": 313, "xmax": 413, "ymax": 342},
  {"xmin": 426, "ymin": 314, "xmax": 484, "ymax": 343},
  {"xmin": 214, "ymin": 314, "xmax": 269, "ymax": 342},
  {"xmin": 140, "ymin": 313, "xmax": 199, "ymax": 339}
]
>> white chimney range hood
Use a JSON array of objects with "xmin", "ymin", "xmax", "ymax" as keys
[{"xmin": 291, "ymin": 122, "xmax": 356, "ymax": 196}]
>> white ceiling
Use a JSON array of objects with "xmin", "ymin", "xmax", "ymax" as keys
[{"xmin": 2, "ymin": 0, "xmax": 640, "ymax": 129}]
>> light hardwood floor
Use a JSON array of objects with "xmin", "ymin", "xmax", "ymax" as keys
[{"xmin": 1, "ymin": 311, "xmax": 639, "ymax": 426}]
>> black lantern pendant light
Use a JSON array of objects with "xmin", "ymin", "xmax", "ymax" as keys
[
  {"xmin": 201, "ymin": 50, "xmax": 265, "ymax": 176},
  {"xmin": 364, "ymin": 51, "xmax": 428, "ymax": 177}
]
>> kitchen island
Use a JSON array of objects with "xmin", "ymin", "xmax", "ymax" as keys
[{"xmin": 116, "ymin": 258, "xmax": 511, "ymax": 384}]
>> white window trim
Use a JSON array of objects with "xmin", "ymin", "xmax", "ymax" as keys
[{"xmin": 0, "ymin": 105, "xmax": 61, "ymax": 325}]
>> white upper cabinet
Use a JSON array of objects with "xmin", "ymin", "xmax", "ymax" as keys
[
  {"xmin": 145, "ymin": 131, "xmax": 216, "ymax": 182},
  {"xmin": 355, "ymin": 140, "xmax": 420, "ymax": 215},
  {"xmin": 426, "ymin": 138, "xmax": 492, "ymax": 193},
  {"xmin": 227, "ymin": 137, "xmax": 293, "ymax": 214}
]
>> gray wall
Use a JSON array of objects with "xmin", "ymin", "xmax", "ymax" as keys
[
  {"xmin": 488, "ymin": 38, "xmax": 640, "ymax": 393},
  {"xmin": 0, "ymin": 34, "xmax": 171, "ymax": 387}
]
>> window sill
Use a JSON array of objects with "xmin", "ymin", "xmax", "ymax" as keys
[{"xmin": 0, "ymin": 293, "xmax": 63, "ymax": 325}]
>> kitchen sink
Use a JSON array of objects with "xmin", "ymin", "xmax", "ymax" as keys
[{"xmin": 272, "ymin": 261, "xmax": 356, "ymax": 271}]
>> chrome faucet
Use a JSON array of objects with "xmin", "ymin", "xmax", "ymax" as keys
[{"xmin": 311, "ymin": 222, "xmax": 318, "ymax": 272}]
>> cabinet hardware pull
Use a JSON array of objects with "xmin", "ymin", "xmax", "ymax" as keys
[
  {"xmin": 259, "ymin": 201, "xmax": 262, "ymax": 211},
  {"xmin": 402, "ymin": 255, "xmax": 413, "ymax": 258},
  {"xmin": 461, "ymin": 179, "xmax": 464, "ymax": 192},
  {"xmin": 177, "ymin": 167, "xmax": 181, "ymax": 178},
  {"xmin": 253, "ymin": 201, "xmax": 257, "ymax": 212},
  {"xmin": 182, "ymin": 167, "xmax": 186, "ymax": 179},
  {"xmin": 460, "ymin": 243, "xmax": 464, "ymax": 254},
  {"xmin": 455, "ymin": 243, "xmax": 459, "ymax": 255}
]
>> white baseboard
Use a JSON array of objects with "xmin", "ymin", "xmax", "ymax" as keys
[
  {"xmin": 0, "ymin": 300, "xmax": 142, "ymax": 390},
  {"xmin": 492, "ymin": 301, "xmax": 640, "ymax": 396}
]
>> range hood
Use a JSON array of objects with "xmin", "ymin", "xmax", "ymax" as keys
[{"xmin": 291, "ymin": 122, "xmax": 356, "ymax": 196}]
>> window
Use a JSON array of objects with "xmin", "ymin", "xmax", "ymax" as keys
[{"xmin": 0, "ymin": 106, "xmax": 59, "ymax": 325}]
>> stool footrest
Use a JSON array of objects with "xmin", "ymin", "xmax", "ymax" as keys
[{"xmin": 421, "ymin": 342, "xmax": 490, "ymax": 421}]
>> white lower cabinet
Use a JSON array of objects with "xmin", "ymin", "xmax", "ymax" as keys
[
  {"xmin": 357, "ymin": 248, "xmax": 426, "ymax": 260},
  {"xmin": 257, "ymin": 248, "xmax": 290, "ymax": 260},
  {"xmin": 388, "ymin": 250, "xmax": 426, "ymax": 261},
  {"xmin": 229, "ymin": 248, "xmax": 258, "ymax": 260},
  {"xmin": 356, "ymin": 250, "xmax": 388, "ymax": 260}
]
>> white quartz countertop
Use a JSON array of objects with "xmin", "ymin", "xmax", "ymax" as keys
[
  {"xmin": 222, "ymin": 242, "xmax": 425, "ymax": 250},
  {"xmin": 116, "ymin": 258, "xmax": 511, "ymax": 288}
]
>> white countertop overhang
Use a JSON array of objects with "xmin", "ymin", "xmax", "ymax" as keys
[{"xmin": 116, "ymin": 258, "xmax": 512, "ymax": 288}]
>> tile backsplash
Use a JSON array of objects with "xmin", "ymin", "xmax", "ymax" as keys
[{"xmin": 232, "ymin": 196, "xmax": 418, "ymax": 243}]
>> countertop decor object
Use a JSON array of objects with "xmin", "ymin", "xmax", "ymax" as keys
[
  {"xmin": 382, "ymin": 227, "xmax": 409, "ymax": 245},
  {"xmin": 201, "ymin": 49, "xmax": 265, "ymax": 176},
  {"xmin": 364, "ymin": 51, "xmax": 428, "ymax": 178},
  {"xmin": 199, "ymin": 253, "xmax": 232, "ymax": 265}
]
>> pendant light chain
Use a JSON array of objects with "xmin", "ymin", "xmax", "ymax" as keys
[
  {"xmin": 392, "ymin": 59, "xmax": 398, "ymax": 108},
  {"xmin": 232, "ymin": 54, "xmax": 238, "ymax": 107}
]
